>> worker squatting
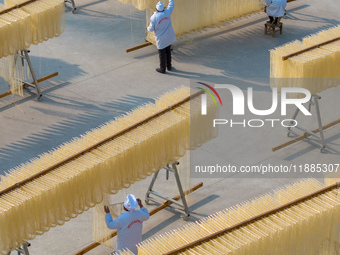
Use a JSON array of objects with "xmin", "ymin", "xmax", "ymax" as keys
[{"xmin": 213, "ymin": 119, "xmax": 298, "ymax": 128}]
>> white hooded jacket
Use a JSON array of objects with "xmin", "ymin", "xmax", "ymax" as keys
[
  {"xmin": 266, "ymin": 0, "xmax": 287, "ymax": 17},
  {"xmin": 106, "ymin": 207, "xmax": 149, "ymax": 254},
  {"xmin": 147, "ymin": 0, "xmax": 176, "ymax": 50}
]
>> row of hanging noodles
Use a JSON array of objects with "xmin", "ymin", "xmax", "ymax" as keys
[
  {"xmin": 0, "ymin": 86, "xmax": 218, "ymax": 254},
  {"xmin": 270, "ymin": 25, "xmax": 340, "ymax": 98},
  {"xmin": 115, "ymin": 179, "xmax": 340, "ymax": 255},
  {"xmin": 0, "ymin": 0, "xmax": 65, "ymax": 58},
  {"xmin": 0, "ymin": 0, "xmax": 65, "ymax": 95},
  {"xmin": 0, "ymin": 54, "xmax": 31, "ymax": 96},
  {"xmin": 118, "ymin": 0, "xmax": 263, "ymax": 44}
]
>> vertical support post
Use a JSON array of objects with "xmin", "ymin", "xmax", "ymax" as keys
[
  {"xmin": 65, "ymin": 0, "xmax": 76, "ymax": 13},
  {"xmin": 287, "ymin": 107, "xmax": 300, "ymax": 136},
  {"xmin": 172, "ymin": 162, "xmax": 190, "ymax": 217},
  {"xmin": 22, "ymin": 244, "xmax": 30, "ymax": 255},
  {"xmin": 23, "ymin": 50, "xmax": 42, "ymax": 98},
  {"xmin": 145, "ymin": 170, "xmax": 160, "ymax": 203},
  {"xmin": 70, "ymin": 0, "xmax": 76, "ymax": 13},
  {"xmin": 313, "ymin": 95, "xmax": 325, "ymax": 151},
  {"xmin": 166, "ymin": 164, "xmax": 169, "ymax": 180}
]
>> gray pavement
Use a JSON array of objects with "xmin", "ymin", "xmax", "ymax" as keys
[{"xmin": 0, "ymin": 0, "xmax": 340, "ymax": 254}]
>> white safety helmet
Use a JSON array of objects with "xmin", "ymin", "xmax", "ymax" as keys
[{"xmin": 156, "ymin": 1, "xmax": 164, "ymax": 12}]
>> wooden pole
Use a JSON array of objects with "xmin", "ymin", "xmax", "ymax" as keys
[
  {"xmin": 164, "ymin": 182, "xmax": 340, "ymax": 255},
  {"xmin": 282, "ymin": 37, "xmax": 340, "ymax": 61},
  {"xmin": 74, "ymin": 182, "xmax": 203, "ymax": 255},
  {"xmin": 0, "ymin": 72, "xmax": 58, "ymax": 99},
  {"xmin": 272, "ymin": 118, "xmax": 340, "ymax": 152},
  {"xmin": 126, "ymin": 42, "xmax": 153, "ymax": 53},
  {"xmin": 0, "ymin": 0, "xmax": 36, "ymax": 15},
  {"xmin": 0, "ymin": 89, "xmax": 203, "ymax": 197}
]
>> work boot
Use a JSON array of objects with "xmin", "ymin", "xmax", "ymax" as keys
[{"xmin": 156, "ymin": 68, "xmax": 165, "ymax": 74}]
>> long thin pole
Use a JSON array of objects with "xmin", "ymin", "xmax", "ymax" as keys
[
  {"xmin": 282, "ymin": 37, "xmax": 340, "ymax": 60},
  {"xmin": 126, "ymin": 42, "xmax": 153, "ymax": 53},
  {"xmin": 0, "ymin": 0, "xmax": 36, "ymax": 15},
  {"xmin": 0, "ymin": 72, "xmax": 58, "ymax": 99}
]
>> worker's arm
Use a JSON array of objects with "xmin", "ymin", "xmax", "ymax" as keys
[
  {"xmin": 137, "ymin": 198, "xmax": 150, "ymax": 221},
  {"xmin": 105, "ymin": 213, "xmax": 122, "ymax": 230},
  {"xmin": 147, "ymin": 17, "xmax": 156, "ymax": 32},
  {"xmin": 167, "ymin": 0, "xmax": 174, "ymax": 14},
  {"xmin": 104, "ymin": 205, "xmax": 123, "ymax": 229},
  {"xmin": 266, "ymin": 0, "xmax": 271, "ymax": 6},
  {"xmin": 140, "ymin": 207, "xmax": 150, "ymax": 221}
]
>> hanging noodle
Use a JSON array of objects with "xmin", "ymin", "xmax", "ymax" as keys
[
  {"xmin": 115, "ymin": 179, "xmax": 340, "ymax": 255},
  {"xmin": 0, "ymin": 54, "xmax": 30, "ymax": 96},
  {"xmin": 93, "ymin": 194, "xmax": 125, "ymax": 247},
  {"xmin": 0, "ymin": 0, "xmax": 65, "ymax": 58},
  {"xmin": 0, "ymin": 86, "xmax": 218, "ymax": 254},
  {"xmin": 118, "ymin": 0, "xmax": 263, "ymax": 45},
  {"xmin": 270, "ymin": 25, "xmax": 340, "ymax": 98},
  {"xmin": 0, "ymin": 0, "xmax": 65, "ymax": 95}
]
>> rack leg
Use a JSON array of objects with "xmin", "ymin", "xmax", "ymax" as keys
[
  {"xmin": 22, "ymin": 244, "xmax": 29, "ymax": 255},
  {"xmin": 172, "ymin": 163, "xmax": 190, "ymax": 218},
  {"xmin": 287, "ymin": 107, "xmax": 300, "ymax": 136},
  {"xmin": 145, "ymin": 170, "xmax": 160, "ymax": 204},
  {"xmin": 313, "ymin": 96, "xmax": 325, "ymax": 151},
  {"xmin": 70, "ymin": 0, "xmax": 76, "ymax": 13},
  {"xmin": 23, "ymin": 50, "xmax": 42, "ymax": 98},
  {"xmin": 8, "ymin": 243, "xmax": 30, "ymax": 255}
]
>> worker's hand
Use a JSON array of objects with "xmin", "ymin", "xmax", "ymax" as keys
[
  {"xmin": 137, "ymin": 198, "xmax": 143, "ymax": 208},
  {"xmin": 104, "ymin": 205, "xmax": 110, "ymax": 214}
]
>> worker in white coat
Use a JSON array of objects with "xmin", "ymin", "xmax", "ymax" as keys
[
  {"xmin": 104, "ymin": 194, "xmax": 149, "ymax": 254},
  {"xmin": 147, "ymin": 0, "xmax": 176, "ymax": 74},
  {"xmin": 265, "ymin": 0, "xmax": 287, "ymax": 24}
]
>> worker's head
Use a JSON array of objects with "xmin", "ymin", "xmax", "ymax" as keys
[
  {"xmin": 124, "ymin": 194, "xmax": 138, "ymax": 212},
  {"xmin": 156, "ymin": 1, "xmax": 164, "ymax": 12}
]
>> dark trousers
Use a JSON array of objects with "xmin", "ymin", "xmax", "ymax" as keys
[
  {"xmin": 158, "ymin": 45, "xmax": 171, "ymax": 71},
  {"xmin": 269, "ymin": 16, "xmax": 277, "ymax": 24}
]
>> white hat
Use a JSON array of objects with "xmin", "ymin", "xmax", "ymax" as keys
[
  {"xmin": 124, "ymin": 194, "xmax": 138, "ymax": 211},
  {"xmin": 156, "ymin": 1, "xmax": 164, "ymax": 11}
]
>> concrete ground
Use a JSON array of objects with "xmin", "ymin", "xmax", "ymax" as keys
[{"xmin": 0, "ymin": 0, "xmax": 339, "ymax": 254}]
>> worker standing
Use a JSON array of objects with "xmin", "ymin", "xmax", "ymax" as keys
[
  {"xmin": 104, "ymin": 194, "xmax": 149, "ymax": 254},
  {"xmin": 147, "ymin": 0, "xmax": 176, "ymax": 74}
]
